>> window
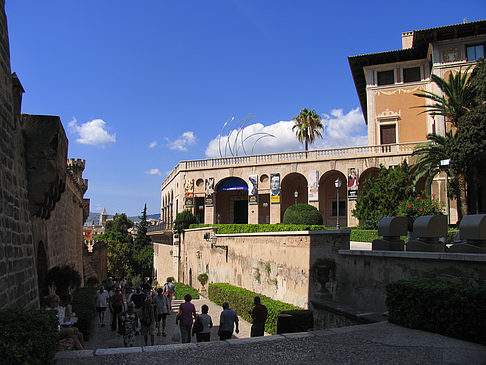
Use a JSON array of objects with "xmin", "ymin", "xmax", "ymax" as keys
[
  {"xmin": 467, "ymin": 45, "xmax": 484, "ymax": 61},
  {"xmin": 377, "ymin": 70, "xmax": 394, "ymax": 86},
  {"xmin": 332, "ymin": 201, "xmax": 346, "ymax": 216},
  {"xmin": 403, "ymin": 67, "xmax": 421, "ymax": 83},
  {"xmin": 380, "ymin": 124, "xmax": 396, "ymax": 145}
]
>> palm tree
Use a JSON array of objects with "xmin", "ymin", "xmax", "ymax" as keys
[
  {"xmin": 292, "ymin": 108, "xmax": 324, "ymax": 151},
  {"xmin": 413, "ymin": 66, "xmax": 472, "ymax": 128},
  {"xmin": 413, "ymin": 67, "xmax": 473, "ymax": 217}
]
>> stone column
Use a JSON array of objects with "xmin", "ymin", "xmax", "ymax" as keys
[
  {"xmin": 248, "ymin": 203, "xmax": 258, "ymax": 224},
  {"xmin": 270, "ymin": 203, "xmax": 280, "ymax": 224},
  {"xmin": 205, "ymin": 205, "xmax": 215, "ymax": 225}
]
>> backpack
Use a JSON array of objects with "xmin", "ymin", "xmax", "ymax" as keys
[{"xmin": 141, "ymin": 305, "xmax": 152, "ymax": 327}]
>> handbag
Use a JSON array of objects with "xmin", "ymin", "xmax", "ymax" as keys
[
  {"xmin": 171, "ymin": 326, "xmax": 181, "ymax": 342},
  {"xmin": 192, "ymin": 315, "xmax": 203, "ymax": 334}
]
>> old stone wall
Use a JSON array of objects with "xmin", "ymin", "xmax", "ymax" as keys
[
  {"xmin": 153, "ymin": 242, "xmax": 178, "ymax": 285},
  {"xmin": 179, "ymin": 228, "xmax": 349, "ymax": 308},
  {"xmin": 83, "ymin": 240, "xmax": 107, "ymax": 284},
  {"xmin": 0, "ymin": 1, "xmax": 38, "ymax": 309},
  {"xmin": 336, "ymin": 250, "xmax": 486, "ymax": 313}
]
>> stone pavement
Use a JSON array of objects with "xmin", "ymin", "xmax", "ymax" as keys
[
  {"xmin": 82, "ymin": 295, "xmax": 264, "ymax": 350},
  {"xmin": 56, "ymin": 321, "xmax": 486, "ymax": 365}
]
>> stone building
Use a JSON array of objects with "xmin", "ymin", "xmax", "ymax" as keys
[
  {"xmin": 159, "ymin": 20, "xmax": 486, "ymax": 231},
  {"xmin": 0, "ymin": 1, "xmax": 89, "ymax": 308}
]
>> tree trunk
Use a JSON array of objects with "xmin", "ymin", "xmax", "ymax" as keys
[{"xmin": 458, "ymin": 173, "xmax": 468, "ymax": 218}]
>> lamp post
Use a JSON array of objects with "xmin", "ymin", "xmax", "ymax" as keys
[
  {"xmin": 294, "ymin": 190, "xmax": 298, "ymax": 205},
  {"xmin": 440, "ymin": 159, "xmax": 451, "ymax": 225},
  {"xmin": 335, "ymin": 178, "xmax": 342, "ymax": 229}
]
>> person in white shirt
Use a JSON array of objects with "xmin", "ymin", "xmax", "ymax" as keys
[
  {"xmin": 196, "ymin": 304, "xmax": 213, "ymax": 342},
  {"xmin": 153, "ymin": 288, "xmax": 169, "ymax": 336},
  {"xmin": 96, "ymin": 286, "xmax": 109, "ymax": 326}
]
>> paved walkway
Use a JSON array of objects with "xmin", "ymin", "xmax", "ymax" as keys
[
  {"xmin": 56, "ymin": 321, "xmax": 486, "ymax": 365},
  {"xmin": 83, "ymin": 295, "xmax": 263, "ymax": 349}
]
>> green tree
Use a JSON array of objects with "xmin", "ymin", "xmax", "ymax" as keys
[
  {"xmin": 352, "ymin": 162, "xmax": 415, "ymax": 229},
  {"xmin": 133, "ymin": 204, "xmax": 153, "ymax": 278},
  {"xmin": 173, "ymin": 209, "xmax": 198, "ymax": 234},
  {"xmin": 292, "ymin": 108, "xmax": 324, "ymax": 151},
  {"xmin": 104, "ymin": 213, "xmax": 134, "ymax": 243},
  {"xmin": 413, "ymin": 67, "xmax": 473, "ymax": 217}
]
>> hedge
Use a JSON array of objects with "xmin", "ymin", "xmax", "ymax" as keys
[
  {"xmin": 282, "ymin": 204, "xmax": 323, "ymax": 225},
  {"xmin": 0, "ymin": 308, "xmax": 58, "ymax": 365},
  {"xmin": 174, "ymin": 282, "xmax": 200, "ymax": 300},
  {"xmin": 72, "ymin": 287, "xmax": 97, "ymax": 341},
  {"xmin": 208, "ymin": 283, "xmax": 300, "ymax": 334},
  {"xmin": 386, "ymin": 278, "xmax": 486, "ymax": 344},
  {"xmin": 349, "ymin": 229, "xmax": 378, "ymax": 242},
  {"xmin": 189, "ymin": 224, "xmax": 329, "ymax": 233}
]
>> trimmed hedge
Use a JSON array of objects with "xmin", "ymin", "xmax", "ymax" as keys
[
  {"xmin": 208, "ymin": 283, "xmax": 300, "ymax": 334},
  {"xmin": 0, "ymin": 308, "xmax": 58, "ymax": 365},
  {"xmin": 282, "ymin": 204, "xmax": 323, "ymax": 225},
  {"xmin": 190, "ymin": 224, "xmax": 329, "ymax": 233},
  {"xmin": 72, "ymin": 287, "xmax": 97, "ymax": 341},
  {"xmin": 350, "ymin": 229, "xmax": 378, "ymax": 242},
  {"xmin": 174, "ymin": 282, "xmax": 200, "ymax": 300},
  {"xmin": 386, "ymin": 278, "xmax": 486, "ymax": 344}
]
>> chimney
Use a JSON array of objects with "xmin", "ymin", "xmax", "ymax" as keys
[{"xmin": 401, "ymin": 31, "xmax": 414, "ymax": 49}]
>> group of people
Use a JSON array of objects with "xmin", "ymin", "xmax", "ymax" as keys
[{"xmin": 96, "ymin": 276, "xmax": 176, "ymax": 347}]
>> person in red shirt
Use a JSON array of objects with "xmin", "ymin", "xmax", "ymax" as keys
[{"xmin": 249, "ymin": 296, "xmax": 267, "ymax": 337}]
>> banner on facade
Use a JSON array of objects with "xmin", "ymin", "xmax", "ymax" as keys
[
  {"xmin": 308, "ymin": 171, "xmax": 319, "ymax": 202},
  {"xmin": 205, "ymin": 177, "xmax": 214, "ymax": 207},
  {"xmin": 347, "ymin": 168, "xmax": 359, "ymax": 200},
  {"xmin": 270, "ymin": 173, "xmax": 280, "ymax": 203},
  {"xmin": 248, "ymin": 175, "xmax": 258, "ymax": 204},
  {"xmin": 184, "ymin": 179, "xmax": 194, "ymax": 207}
]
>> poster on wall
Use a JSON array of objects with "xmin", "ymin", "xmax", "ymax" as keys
[
  {"xmin": 347, "ymin": 168, "xmax": 359, "ymax": 200},
  {"xmin": 248, "ymin": 175, "xmax": 258, "ymax": 204},
  {"xmin": 205, "ymin": 178, "xmax": 214, "ymax": 207},
  {"xmin": 184, "ymin": 179, "xmax": 194, "ymax": 207},
  {"xmin": 308, "ymin": 171, "xmax": 319, "ymax": 202},
  {"xmin": 270, "ymin": 173, "xmax": 280, "ymax": 203}
]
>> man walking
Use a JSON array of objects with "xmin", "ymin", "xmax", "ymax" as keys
[
  {"xmin": 162, "ymin": 277, "xmax": 176, "ymax": 312},
  {"xmin": 131, "ymin": 286, "xmax": 145, "ymax": 330},
  {"xmin": 249, "ymin": 296, "xmax": 267, "ymax": 337},
  {"xmin": 153, "ymin": 288, "xmax": 169, "ymax": 336},
  {"xmin": 218, "ymin": 302, "xmax": 239, "ymax": 340}
]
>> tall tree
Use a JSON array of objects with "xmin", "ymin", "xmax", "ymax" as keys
[
  {"xmin": 292, "ymin": 108, "xmax": 324, "ymax": 151},
  {"xmin": 413, "ymin": 67, "xmax": 473, "ymax": 217},
  {"xmin": 133, "ymin": 204, "xmax": 153, "ymax": 278}
]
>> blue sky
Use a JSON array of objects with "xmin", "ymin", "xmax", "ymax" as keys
[{"xmin": 5, "ymin": 1, "xmax": 485, "ymax": 216}]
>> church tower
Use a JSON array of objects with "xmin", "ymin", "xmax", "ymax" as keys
[{"xmin": 99, "ymin": 208, "xmax": 108, "ymax": 226}]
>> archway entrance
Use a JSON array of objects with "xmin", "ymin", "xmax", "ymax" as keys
[
  {"xmin": 215, "ymin": 177, "xmax": 248, "ymax": 224},
  {"xmin": 280, "ymin": 173, "xmax": 308, "ymax": 221},
  {"xmin": 36, "ymin": 241, "xmax": 48, "ymax": 305},
  {"xmin": 319, "ymin": 171, "xmax": 347, "ymax": 227}
]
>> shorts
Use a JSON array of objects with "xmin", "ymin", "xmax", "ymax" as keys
[
  {"xmin": 96, "ymin": 307, "xmax": 107, "ymax": 312},
  {"xmin": 141, "ymin": 322, "xmax": 156, "ymax": 336},
  {"xmin": 157, "ymin": 313, "xmax": 167, "ymax": 321}
]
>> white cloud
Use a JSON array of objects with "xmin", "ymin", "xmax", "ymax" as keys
[
  {"xmin": 148, "ymin": 141, "xmax": 158, "ymax": 149},
  {"xmin": 68, "ymin": 118, "xmax": 116, "ymax": 147},
  {"xmin": 205, "ymin": 108, "xmax": 367, "ymax": 158},
  {"xmin": 166, "ymin": 131, "xmax": 196, "ymax": 151},
  {"xmin": 146, "ymin": 168, "xmax": 162, "ymax": 176}
]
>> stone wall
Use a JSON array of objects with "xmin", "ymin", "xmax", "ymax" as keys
[
  {"xmin": 83, "ymin": 240, "xmax": 108, "ymax": 285},
  {"xmin": 153, "ymin": 241, "xmax": 178, "ymax": 285},
  {"xmin": 0, "ymin": 1, "xmax": 38, "ymax": 309}
]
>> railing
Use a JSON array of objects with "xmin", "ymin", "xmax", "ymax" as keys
[
  {"xmin": 147, "ymin": 222, "xmax": 173, "ymax": 233},
  {"xmin": 162, "ymin": 142, "xmax": 421, "ymax": 187}
]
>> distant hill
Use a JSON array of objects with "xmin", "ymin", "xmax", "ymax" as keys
[{"xmin": 85, "ymin": 212, "xmax": 160, "ymax": 226}]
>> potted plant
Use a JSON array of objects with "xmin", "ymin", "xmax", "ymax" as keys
[{"xmin": 197, "ymin": 273, "xmax": 209, "ymax": 290}]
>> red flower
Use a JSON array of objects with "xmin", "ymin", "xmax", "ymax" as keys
[
  {"xmin": 407, "ymin": 204, "xmax": 411, "ymax": 208},
  {"xmin": 422, "ymin": 199, "xmax": 424, "ymax": 202},
  {"xmin": 399, "ymin": 201, "xmax": 402, "ymax": 204},
  {"xmin": 419, "ymin": 208, "xmax": 423, "ymax": 212},
  {"xmin": 431, "ymin": 193, "xmax": 435, "ymax": 197},
  {"xmin": 416, "ymin": 197, "xmax": 420, "ymax": 200}
]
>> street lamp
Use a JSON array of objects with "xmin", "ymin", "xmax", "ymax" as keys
[
  {"xmin": 440, "ymin": 159, "xmax": 451, "ymax": 225},
  {"xmin": 335, "ymin": 178, "xmax": 342, "ymax": 229},
  {"xmin": 294, "ymin": 190, "xmax": 298, "ymax": 205}
]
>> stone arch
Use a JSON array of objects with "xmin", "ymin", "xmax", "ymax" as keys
[
  {"xmin": 280, "ymin": 172, "xmax": 308, "ymax": 221},
  {"xmin": 359, "ymin": 167, "xmax": 380, "ymax": 193},
  {"xmin": 36, "ymin": 241, "xmax": 48, "ymax": 305},
  {"xmin": 215, "ymin": 177, "xmax": 248, "ymax": 224},
  {"xmin": 318, "ymin": 170, "xmax": 347, "ymax": 227}
]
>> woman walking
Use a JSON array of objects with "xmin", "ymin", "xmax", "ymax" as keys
[
  {"xmin": 176, "ymin": 294, "xmax": 196, "ymax": 343},
  {"xmin": 96, "ymin": 286, "xmax": 109, "ymax": 326},
  {"xmin": 121, "ymin": 302, "xmax": 138, "ymax": 347},
  {"xmin": 195, "ymin": 304, "xmax": 213, "ymax": 342}
]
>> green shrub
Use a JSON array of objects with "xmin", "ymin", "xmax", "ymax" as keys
[
  {"xmin": 174, "ymin": 209, "xmax": 198, "ymax": 233},
  {"xmin": 72, "ymin": 287, "xmax": 97, "ymax": 341},
  {"xmin": 283, "ymin": 204, "xmax": 323, "ymax": 225},
  {"xmin": 386, "ymin": 278, "xmax": 486, "ymax": 344},
  {"xmin": 189, "ymin": 224, "xmax": 329, "ymax": 233},
  {"xmin": 197, "ymin": 273, "xmax": 208, "ymax": 286},
  {"xmin": 350, "ymin": 229, "xmax": 378, "ymax": 242},
  {"xmin": 396, "ymin": 195, "xmax": 445, "ymax": 217},
  {"xmin": 208, "ymin": 283, "xmax": 300, "ymax": 334},
  {"xmin": 0, "ymin": 308, "xmax": 58, "ymax": 365},
  {"xmin": 174, "ymin": 282, "xmax": 200, "ymax": 300}
]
